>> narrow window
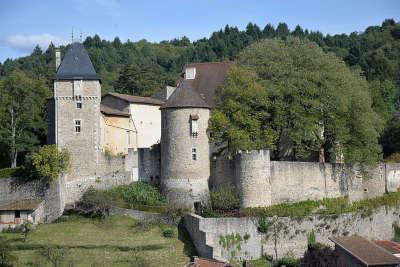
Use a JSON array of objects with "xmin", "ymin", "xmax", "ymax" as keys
[
  {"xmin": 15, "ymin": 211, "xmax": 20, "ymax": 218},
  {"xmin": 192, "ymin": 147, "xmax": 197, "ymax": 160},
  {"xmin": 76, "ymin": 101, "xmax": 82, "ymax": 109},
  {"xmin": 127, "ymin": 131, "xmax": 130, "ymax": 146},
  {"xmin": 190, "ymin": 114, "xmax": 199, "ymax": 137},
  {"xmin": 75, "ymin": 120, "xmax": 81, "ymax": 133}
]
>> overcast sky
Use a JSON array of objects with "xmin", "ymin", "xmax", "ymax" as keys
[{"xmin": 0, "ymin": 0, "xmax": 399, "ymax": 63}]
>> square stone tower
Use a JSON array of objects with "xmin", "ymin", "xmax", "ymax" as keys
[{"xmin": 51, "ymin": 42, "xmax": 101, "ymax": 181}]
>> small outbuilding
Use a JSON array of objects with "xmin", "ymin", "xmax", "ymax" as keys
[
  {"xmin": 0, "ymin": 199, "xmax": 44, "ymax": 230},
  {"xmin": 329, "ymin": 235, "xmax": 400, "ymax": 267}
]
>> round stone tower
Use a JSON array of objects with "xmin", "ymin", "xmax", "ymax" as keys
[{"xmin": 160, "ymin": 80, "xmax": 211, "ymax": 208}]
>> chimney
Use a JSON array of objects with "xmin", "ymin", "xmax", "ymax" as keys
[
  {"xmin": 185, "ymin": 67, "xmax": 196, "ymax": 80},
  {"xmin": 55, "ymin": 48, "xmax": 61, "ymax": 70}
]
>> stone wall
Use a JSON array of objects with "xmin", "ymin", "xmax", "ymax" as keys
[
  {"xmin": 0, "ymin": 177, "xmax": 46, "ymax": 204},
  {"xmin": 210, "ymin": 150, "xmax": 400, "ymax": 207},
  {"xmin": 138, "ymin": 147, "xmax": 161, "ymax": 184},
  {"xmin": 185, "ymin": 207, "xmax": 400, "ymax": 261},
  {"xmin": 184, "ymin": 214, "xmax": 262, "ymax": 261}
]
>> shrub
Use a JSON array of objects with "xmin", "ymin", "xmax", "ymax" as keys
[
  {"xmin": 109, "ymin": 182, "xmax": 166, "ymax": 207},
  {"xmin": 162, "ymin": 228, "xmax": 176, "ymax": 238},
  {"xmin": 0, "ymin": 167, "xmax": 20, "ymax": 179},
  {"xmin": 307, "ymin": 230, "xmax": 316, "ymax": 248},
  {"xmin": 75, "ymin": 187, "xmax": 112, "ymax": 218},
  {"xmin": 274, "ymin": 256, "xmax": 300, "ymax": 267},
  {"xmin": 394, "ymin": 223, "xmax": 400, "ymax": 242},
  {"xmin": 0, "ymin": 236, "xmax": 16, "ymax": 267},
  {"xmin": 31, "ymin": 145, "xmax": 70, "ymax": 183},
  {"xmin": 40, "ymin": 246, "xmax": 68, "ymax": 266},
  {"xmin": 257, "ymin": 216, "xmax": 271, "ymax": 233},
  {"xmin": 210, "ymin": 185, "xmax": 240, "ymax": 212},
  {"xmin": 301, "ymin": 243, "xmax": 341, "ymax": 267}
]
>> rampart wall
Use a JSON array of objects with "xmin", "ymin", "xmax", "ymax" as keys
[{"xmin": 211, "ymin": 150, "xmax": 400, "ymax": 207}]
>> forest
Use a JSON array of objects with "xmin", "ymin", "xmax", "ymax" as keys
[{"xmin": 0, "ymin": 19, "xmax": 399, "ymax": 167}]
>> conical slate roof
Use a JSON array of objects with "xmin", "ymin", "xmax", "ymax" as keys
[
  {"xmin": 54, "ymin": 42, "xmax": 100, "ymax": 80},
  {"xmin": 160, "ymin": 80, "xmax": 211, "ymax": 109}
]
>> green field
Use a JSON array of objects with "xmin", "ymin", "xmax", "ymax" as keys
[{"xmin": 1, "ymin": 215, "xmax": 195, "ymax": 266}]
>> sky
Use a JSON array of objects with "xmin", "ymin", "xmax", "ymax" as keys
[{"xmin": 0, "ymin": 0, "xmax": 399, "ymax": 63}]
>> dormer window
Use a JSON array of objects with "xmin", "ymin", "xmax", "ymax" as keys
[
  {"xmin": 190, "ymin": 114, "xmax": 199, "ymax": 137},
  {"xmin": 185, "ymin": 67, "xmax": 196, "ymax": 80}
]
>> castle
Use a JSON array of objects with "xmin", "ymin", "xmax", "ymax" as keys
[{"xmin": 1, "ymin": 42, "xmax": 400, "ymax": 228}]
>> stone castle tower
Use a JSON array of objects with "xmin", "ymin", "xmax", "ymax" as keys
[
  {"xmin": 49, "ymin": 42, "xmax": 102, "ymax": 181},
  {"xmin": 160, "ymin": 80, "xmax": 211, "ymax": 207}
]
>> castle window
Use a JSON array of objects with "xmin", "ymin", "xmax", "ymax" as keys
[
  {"xmin": 185, "ymin": 67, "xmax": 196, "ymax": 80},
  {"xmin": 73, "ymin": 80, "xmax": 83, "ymax": 96},
  {"xmin": 192, "ymin": 147, "xmax": 197, "ymax": 160},
  {"xmin": 76, "ymin": 101, "xmax": 82, "ymax": 109},
  {"xmin": 75, "ymin": 120, "xmax": 81, "ymax": 133},
  {"xmin": 190, "ymin": 114, "xmax": 199, "ymax": 137}
]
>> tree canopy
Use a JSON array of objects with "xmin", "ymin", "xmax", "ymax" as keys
[{"xmin": 211, "ymin": 38, "xmax": 382, "ymax": 163}]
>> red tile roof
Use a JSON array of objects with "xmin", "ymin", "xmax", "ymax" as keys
[
  {"xmin": 186, "ymin": 257, "xmax": 230, "ymax": 267},
  {"xmin": 107, "ymin": 92, "xmax": 164, "ymax": 105},
  {"xmin": 374, "ymin": 240, "xmax": 400, "ymax": 255}
]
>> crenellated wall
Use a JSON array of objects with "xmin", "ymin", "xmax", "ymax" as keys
[{"xmin": 210, "ymin": 150, "xmax": 400, "ymax": 208}]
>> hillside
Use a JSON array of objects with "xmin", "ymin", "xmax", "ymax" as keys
[{"xmin": 0, "ymin": 19, "xmax": 399, "ymax": 167}]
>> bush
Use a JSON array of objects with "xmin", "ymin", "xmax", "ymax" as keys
[
  {"xmin": 210, "ymin": 185, "xmax": 240, "ymax": 212},
  {"xmin": 307, "ymin": 230, "xmax": 316, "ymax": 248},
  {"xmin": 30, "ymin": 145, "xmax": 70, "ymax": 183},
  {"xmin": 162, "ymin": 228, "xmax": 176, "ymax": 238},
  {"xmin": 75, "ymin": 187, "xmax": 112, "ymax": 218},
  {"xmin": 301, "ymin": 243, "xmax": 341, "ymax": 267},
  {"xmin": 386, "ymin": 153, "xmax": 400, "ymax": 163},
  {"xmin": 274, "ymin": 256, "xmax": 300, "ymax": 267},
  {"xmin": 109, "ymin": 182, "xmax": 166, "ymax": 207},
  {"xmin": 0, "ymin": 236, "xmax": 16, "ymax": 267},
  {"xmin": 394, "ymin": 223, "xmax": 400, "ymax": 242},
  {"xmin": 0, "ymin": 167, "xmax": 20, "ymax": 179}
]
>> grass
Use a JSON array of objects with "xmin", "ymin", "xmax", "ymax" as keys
[
  {"xmin": 244, "ymin": 191, "xmax": 400, "ymax": 219},
  {"xmin": 1, "ymin": 215, "xmax": 195, "ymax": 266},
  {"xmin": 0, "ymin": 167, "xmax": 20, "ymax": 179}
]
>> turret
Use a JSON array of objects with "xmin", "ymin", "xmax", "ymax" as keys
[{"xmin": 160, "ymin": 80, "xmax": 211, "ymax": 207}]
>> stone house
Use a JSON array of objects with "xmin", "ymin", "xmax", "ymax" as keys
[{"xmin": 0, "ymin": 199, "xmax": 44, "ymax": 230}]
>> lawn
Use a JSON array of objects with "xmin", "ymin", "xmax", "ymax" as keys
[{"xmin": 2, "ymin": 215, "xmax": 195, "ymax": 266}]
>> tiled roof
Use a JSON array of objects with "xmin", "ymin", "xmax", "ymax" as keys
[
  {"xmin": 54, "ymin": 42, "xmax": 100, "ymax": 80},
  {"xmin": 0, "ymin": 199, "xmax": 43, "ymax": 211},
  {"xmin": 161, "ymin": 80, "xmax": 211, "ymax": 109},
  {"xmin": 329, "ymin": 235, "xmax": 400, "ymax": 266},
  {"xmin": 100, "ymin": 104, "xmax": 130, "ymax": 117},
  {"xmin": 374, "ymin": 240, "xmax": 400, "ymax": 255},
  {"xmin": 181, "ymin": 61, "xmax": 233, "ymax": 108},
  {"xmin": 186, "ymin": 257, "xmax": 230, "ymax": 267},
  {"xmin": 107, "ymin": 92, "xmax": 164, "ymax": 105}
]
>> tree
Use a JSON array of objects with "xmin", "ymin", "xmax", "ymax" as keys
[
  {"xmin": 31, "ymin": 145, "xmax": 70, "ymax": 183},
  {"xmin": 209, "ymin": 66, "xmax": 277, "ymax": 153},
  {"xmin": 212, "ymin": 37, "xmax": 382, "ymax": 163},
  {"xmin": 0, "ymin": 70, "xmax": 49, "ymax": 168},
  {"xmin": 276, "ymin": 22, "xmax": 290, "ymax": 38}
]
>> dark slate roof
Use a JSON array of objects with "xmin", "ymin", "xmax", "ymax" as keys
[
  {"xmin": 161, "ymin": 80, "xmax": 211, "ymax": 109},
  {"xmin": 107, "ymin": 92, "xmax": 164, "ymax": 106},
  {"xmin": 180, "ymin": 61, "xmax": 233, "ymax": 108},
  {"xmin": 329, "ymin": 236, "xmax": 400, "ymax": 266},
  {"xmin": 54, "ymin": 42, "xmax": 100, "ymax": 80},
  {"xmin": 100, "ymin": 104, "xmax": 130, "ymax": 117}
]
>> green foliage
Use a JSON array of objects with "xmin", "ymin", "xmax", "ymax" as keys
[
  {"xmin": 257, "ymin": 216, "xmax": 271, "ymax": 234},
  {"xmin": 0, "ymin": 70, "xmax": 50, "ymax": 168},
  {"xmin": 307, "ymin": 230, "xmax": 316, "ymax": 248},
  {"xmin": 0, "ymin": 236, "xmax": 16, "ymax": 267},
  {"xmin": 75, "ymin": 187, "xmax": 112, "ymax": 218},
  {"xmin": 393, "ymin": 223, "xmax": 400, "ymax": 242},
  {"xmin": 246, "ymin": 191, "xmax": 400, "ymax": 219},
  {"xmin": 209, "ymin": 185, "xmax": 240, "ymax": 212},
  {"xmin": 30, "ymin": 145, "xmax": 70, "ymax": 183},
  {"xmin": 218, "ymin": 233, "xmax": 248, "ymax": 260},
  {"xmin": 161, "ymin": 228, "xmax": 176, "ymax": 238},
  {"xmin": 0, "ymin": 167, "xmax": 20, "ymax": 179},
  {"xmin": 273, "ymin": 256, "xmax": 300, "ymax": 267},
  {"xmin": 108, "ymin": 182, "xmax": 166, "ymax": 207},
  {"xmin": 214, "ymin": 37, "xmax": 382, "ymax": 163}
]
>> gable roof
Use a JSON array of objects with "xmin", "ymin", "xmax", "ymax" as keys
[
  {"xmin": 100, "ymin": 104, "xmax": 130, "ymax": 117},
  {"xmin": 181, "ymin": 61, "xmax": 233, "ymax": 108},
  {"xmin": 329, "ymin": 235, "xmax": 400, "ymax": 266},
  {"xmin": 160, "ymin": 80, "xmax": 211, "ymax": 109},
  {"xmin": 0, "ymin": 199, "xmax": 43, "ymax": 211},
  {"xmin": 54, "ymin": 42, "xmax": 100, "ymax": 80},
  {"xmin": 106, "ymin": 92, "xmax": 164, "ymax": 106}
]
